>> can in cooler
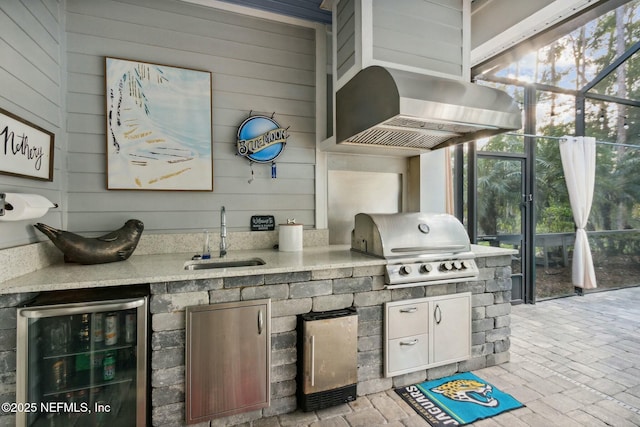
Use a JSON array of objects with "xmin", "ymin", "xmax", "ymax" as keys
[
  {"xmin": 104, "ymin": 313, "xmax": 118, "ymax": 345},
  {"xmin": 103, "ymin": 352, "xmax": 116, "ymax": 381},
  {"xmin": 125, "ymin": 312, "xmax": 136, "ymax": 343},
  {"xmin": 92, "ymin": 312, "xmax": 104, "ymax": 343},
  {"xmin": 51, "ymin": 359, "xmax": 68, "ymax": 390}
]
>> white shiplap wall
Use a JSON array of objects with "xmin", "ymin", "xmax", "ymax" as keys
[
  {"xmin": 0, "ymin": 0, "xmax": 65, "ymax": 249},
  {"xmin": 65, "ymin": 0, "xmax": 317, "ymax": 234},
  {"xmin": 372, "ymin": 0, "xmax": 464, "ymax": 78},
  {"xmin": 336, "ymin": 0, "xmax": 356, "ymax": 81}
]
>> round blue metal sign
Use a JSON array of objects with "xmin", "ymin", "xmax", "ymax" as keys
[{"xmin": 236, "ymin": 115, "xmax": 287, "ymax": 163}]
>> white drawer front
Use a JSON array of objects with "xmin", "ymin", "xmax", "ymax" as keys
[
  {"xmin": 387, "ymin": 302, "xmax": 428, "ymax": 339},
  {"xmin": 387, "ymin": 333, "xmax": 429, "ymax": 374}
]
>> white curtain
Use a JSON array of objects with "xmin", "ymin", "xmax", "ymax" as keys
[{"xmin": 559, "ymin": 136, "xmax": 597, "ymax": 290}]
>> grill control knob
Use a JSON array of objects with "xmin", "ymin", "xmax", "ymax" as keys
[
  {"xmin": 441, "ymin": 262, "xmax": 453, "ymax": 271},
  {"xmin": 399, "ymin": 265, "xmax": 412, "ymax": 276},
  {"xmin": 453, "ymin": 261, "xmax": 462, "ymax": 270},
  {"xmin": 460, "ymin": 261, "xmax": 468, "ymax": 269},
  {"xmin": 419, "ymin": 264, "xmax": 433, "ymax": 274}
]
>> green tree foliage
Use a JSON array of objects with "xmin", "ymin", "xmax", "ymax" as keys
[{"xmin": 480, "ymin": 1, "xmax": 640, "ymax": 235}]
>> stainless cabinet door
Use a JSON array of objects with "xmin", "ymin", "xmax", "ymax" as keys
[
  {"xmin": 186, "ymin": 299, "xmax": 270, "ymax": 424},
  {"xmin": 431, "ymin": 294, "xmax": 471, "ymax": 365}
]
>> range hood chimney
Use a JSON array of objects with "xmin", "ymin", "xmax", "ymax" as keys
[{"xmin": 335, "ymin": 66, "xmax": 522, "ymax": 151}]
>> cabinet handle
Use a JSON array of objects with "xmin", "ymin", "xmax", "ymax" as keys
[
  {"xmin": 434, "ymin": 304, "xmax": 442, "ymax": 324},
  {"xmin": 258, "ymin": 309, "xmax": 264, "ymax": 334},
  {"xmin": 400, "ymin": 307, "xmax": 417, "ymax": 313},
  {"xmin": 400, "ymin": 339, "xmax": 418, "ymax": 346}
]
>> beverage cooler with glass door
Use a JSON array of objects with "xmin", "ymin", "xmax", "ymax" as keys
[{"xmin": 15, "ymin": 287, "xmax": 148, "ymax": 427}]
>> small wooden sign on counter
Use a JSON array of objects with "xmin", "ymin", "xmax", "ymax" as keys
[{"xmin": 251, "ymin": 215, "xmax": 275, "ymax": 231}]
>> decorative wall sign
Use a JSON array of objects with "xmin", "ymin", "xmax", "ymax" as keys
[
  {"xmin": 105, "ymin": 57, "xmax": 213, "ymax": 191},
  {"xmin": 251, "ymin": 215, "xmax": 275, "ymax": 231},
  {"xmin": 236, "ymin": 113, "xmax": 288, "ymax": 181},
  {"xmin": 0, "ymin": 108, "xmax": 54, "ymax": 181}
]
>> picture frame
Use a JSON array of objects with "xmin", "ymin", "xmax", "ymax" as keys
[
  {"xmin": 0, "ymin": 107, "xmax": 54, "ymax": 181},
  {"xmin": 105, "ymin": 57, "xmax": 213, "ymax": 191}
]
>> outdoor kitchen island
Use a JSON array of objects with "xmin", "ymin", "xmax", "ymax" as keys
[{"xmin": 0, "ymin": 244, "xmax": 513, "ymax": 427}]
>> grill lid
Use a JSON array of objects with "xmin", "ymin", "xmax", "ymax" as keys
[
  {"xmin": 351, "ymin": 212, "xmax": 478, "ymax": 288},
  {"xmin": 351, "ymin": 212, "xmax": 471, "ymax": 259}
]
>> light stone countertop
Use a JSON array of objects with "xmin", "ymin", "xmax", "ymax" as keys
[
  {"xmin": 0, "ymin": 244, "xmax": 514, "ymax": 294},
  {"xmin": 470, "ymin": 244, "xmax": 518, "ymax": 257},
  {"xmin": 0, "ymin": 246, "xmax": 384, "ymax": 294}
]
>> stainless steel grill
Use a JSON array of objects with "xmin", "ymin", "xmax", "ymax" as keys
[{"xmin": 351, "ymin": 212, "xmax": 478, "ymax": 288}]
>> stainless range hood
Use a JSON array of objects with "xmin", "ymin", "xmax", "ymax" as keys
[{"xmin": 336, "ymin": 66, "xmax": 522, "ymax": 152}]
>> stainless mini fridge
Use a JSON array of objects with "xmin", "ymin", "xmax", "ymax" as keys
[
  {"xmin": 16, "ymin": 287, "xmax": 148, "ymax": 427},
  {"xmin": 297, "ymin": 307, "xmax": 358, "ymax": 411}
]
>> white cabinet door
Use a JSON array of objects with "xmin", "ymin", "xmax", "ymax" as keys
[{"xmin": 430, "ymin": 294, "xmax": 471, "ymax": 367}]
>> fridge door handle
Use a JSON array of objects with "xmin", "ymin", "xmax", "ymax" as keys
[
  {"xmin": 18, "ymin": 297, "xmax": 146, "ymax": 318},
  {"xmin": 258, "ymin": 309, "xmax": 264, "ymax": 335},
  {"xmin": 310, "ymin": 335, "xmax": 315, "ymax": 387}
]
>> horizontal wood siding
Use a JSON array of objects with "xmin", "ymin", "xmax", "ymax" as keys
[
  {"xmin": 65, "ymin": 0, "xmax": 317, "ymax": 235},
  {"xmin": 0, "ymin": 0, "xmax": 64, "ymax": 249},
  {"xmin": 336, "ymin": 0, "xmax": 356, "ymax": 80},
  {"xmin": 372, "ymin": 0, "xmax": 463, "ymax": 78}
]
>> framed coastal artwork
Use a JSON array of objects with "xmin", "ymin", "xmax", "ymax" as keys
[
  {"xmin": 105, "ymin": 57, "xmax": 213, "ymax": 191},
  {"xmin": 0, "ymin": 107, "xmax": 54, "ymax": 181}
]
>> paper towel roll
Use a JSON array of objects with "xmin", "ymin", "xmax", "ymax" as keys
[
  {"xmin": 279, "ymin": 223, "xmax": 303, "ymax": 252},
  {"xmin": 0, "ymin": 193, "xmax": 56, "ymax": 221}
]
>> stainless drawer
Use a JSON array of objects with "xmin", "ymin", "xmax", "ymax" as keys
[
  {"xmin": 386, "ymin": 333, "xmax": 429, "ymax": 374},
  {"xmin": 386, "ymin": 302, "xmax": 428, "ymax": 339}
]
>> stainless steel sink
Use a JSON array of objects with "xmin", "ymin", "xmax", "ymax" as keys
[{"xmin": 184, "ymin": 258, "xmax": 266, "ymax": 270}]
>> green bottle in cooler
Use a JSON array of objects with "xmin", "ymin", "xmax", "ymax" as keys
[{"xmin": 103, "ymin": 352, "xmax": 116, "ymax": 381}]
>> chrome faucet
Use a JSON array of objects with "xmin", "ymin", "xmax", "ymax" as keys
[{"xmin": 220, "ymin": 206, "xmax": 227, "ymax": 257}]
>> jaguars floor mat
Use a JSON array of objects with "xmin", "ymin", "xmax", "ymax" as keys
[{"xmin": 395, "ymin": 372, "xmax": 525, "ymax": 426}]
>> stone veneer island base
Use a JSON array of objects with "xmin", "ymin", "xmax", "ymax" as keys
[
  {"xmin": 148, "ymin": 253, "xmax": 512, "ymax": 426},
  {"xmin": 0, "ymin": 248, "xmax": 512, "ymax": 427}
]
